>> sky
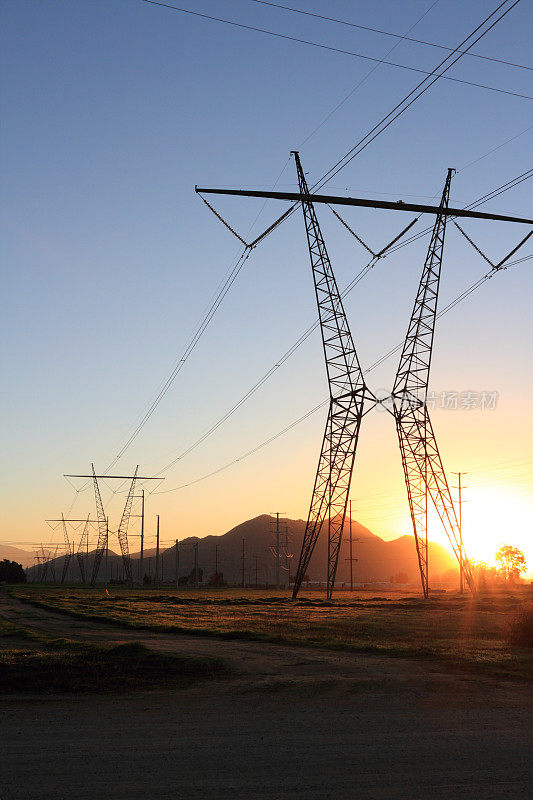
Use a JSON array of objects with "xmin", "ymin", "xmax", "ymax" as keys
[{"xmin": 1, "ymin": 0, "xmax": 532, "ymax": 575}]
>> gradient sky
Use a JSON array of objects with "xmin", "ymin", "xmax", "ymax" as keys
[{"xmin": 1, "ymin": 0, "xmax": 532, "ymax": 574}]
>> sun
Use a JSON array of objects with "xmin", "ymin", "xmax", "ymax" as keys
[{"xmin": 460, "ymin": 487, "xmax": 532, "ymax": 573}]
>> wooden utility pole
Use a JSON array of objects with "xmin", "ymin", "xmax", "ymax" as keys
[
  {"xmin": 255, "ymin": 555, "xmax": 258, "ymax": 589},
  {"xmin": 194, "ymin": 541, "xmax": 199, "ymax": 589},
  {"xmin": 175, "ymin": 539, "xmax": 179, "ymax": 589},
  {"xmin": 275, "ymin": 513, "xmax": 280, "ymax": 590},
  {"xmin": 344, "ymin": 500, "xmax": 361, "ymax": 591},
  {"xmin": 215, "ymin": 544, "xmax": 219, "ymax": 587},
  {"xmin": 139, "ymin": 489, "xmax": 145, "ymax": 584},
  {"xmin": 242, "ymin": 538, "xmax": 245, "ymax": 588},
  {"xmin": 155, "ymin": 515, "xmax": 160, "ymax": 589}
]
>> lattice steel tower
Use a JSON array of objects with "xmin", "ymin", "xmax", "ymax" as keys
[{"xmin": 291, "ymin": 152, "xmax": 373, "ymax": 599}]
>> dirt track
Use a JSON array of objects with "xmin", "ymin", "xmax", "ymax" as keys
[{"xmin": 1, "ymin": 595, "xmax": 531, "ymax": 799}]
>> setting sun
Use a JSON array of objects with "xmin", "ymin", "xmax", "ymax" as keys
[{"xmin": 461, "ymin": 487, "xmax": 532, "ymax": 573}]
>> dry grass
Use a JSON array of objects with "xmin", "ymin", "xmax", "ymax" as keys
[{"xmin": 11, "ymin": 586, "xmax": 533, "ymax": 680}]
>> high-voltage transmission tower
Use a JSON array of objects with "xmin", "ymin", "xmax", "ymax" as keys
[
  {"xmin": 196, "ymin": 153, "xmax": 532, "ymax": 597},
  {"xmin": 45, "ymin": 516, "xmax": 97, "ymax": 584},
  {"xmin": 64, "ymin": 466, "xmax": 164, "ymax": 586},
  {"xmin": 391, "ymin": 170, "xmax": 472, "ymax": 596},
  {"xmin": 290, "ymin": 152, "xmax": 373, "ymax": 597},
  {"xmin": 77, "ymin": 516, "xmax": 91, "ymax": 584}
]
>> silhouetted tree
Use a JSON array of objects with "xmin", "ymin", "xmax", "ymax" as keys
[
  {"xmin": 0, "ymin": 559, "xmax": 26, "ymax": 584},
  {"xmin": 496, "ymin": 545, "xmax": 527, "ymax": 582}
]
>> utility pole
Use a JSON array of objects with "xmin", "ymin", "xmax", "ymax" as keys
[
  {"xmin": 175, "ymin": 539, "xmax": 179, "ymax": 589},
  {"xmin": 215, "ymin": 543, "xmax": 218, "ymax": 587},
  {"xmin": 255, "ymin": 555, "xmax": 258, "ymax": 589},
  {"xmin": 344, "ymin": 500, "xmax": 361, "ymax": 592},
  {"xmin": 242, "ymin": 538, "xmax": 245, "ymax": 588},
  {"xmin": 155, "ymin": 515, "xmax": 160, "ymax": 589},
  {"xmin": 275, "ymin": 513, "xmax": 281, "ymax": 590},
  {"xmin": 139, "ymin": 489, "xmax": 145, "ymax": 585},
  {"xmin": 194, "ymin": 541, "xmax": 199, "ymax": 589}
]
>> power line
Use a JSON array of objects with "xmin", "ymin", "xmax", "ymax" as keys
[
  {"xmin": 154, "ymin": 250, "xmax": 530, "ymax": 495},
  {"xmin": 140, "ymin": 1, "xmax": 531, "ymax": 100},
  {"xmin": 460, "ymin": 125, "xmax": 533, "ymax": 171},
  {"xmin": 297, "ymin": 0, "xmax": 443, "ymax": 148},
  {"xmin": 69, "ymin": 1, "xmax": 527, "ymax": 493},
  {"xmin": 312, "ymin": 0, "xmax": 525, "ymax": 191},
  {"xmin": 161, "ymin": 168, "xmax": 532, "ymax": 473},
  {"xmin": 250, "ymin": 0, "xmax": 533, "ymax": 73},
  {"xmin": 219, "ymin": 0, "xmax": 526, "ymax": 252}
]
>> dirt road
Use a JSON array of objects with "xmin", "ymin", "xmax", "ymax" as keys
[{"xmin": 1, "ymin": 595, "xmax": 531, "ymax": 799}]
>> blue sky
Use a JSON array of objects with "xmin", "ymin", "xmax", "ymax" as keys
[{"xmin": 1, "ymin": 0, "xmax": 532, "ymax": 564}]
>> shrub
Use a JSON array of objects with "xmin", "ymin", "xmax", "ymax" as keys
[{"xmin": 506, "ymin": 607, "xmax": 533, "ymax": 648}]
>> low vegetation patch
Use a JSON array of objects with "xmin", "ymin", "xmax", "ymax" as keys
[
  {"xmin": 0, "ymin": 617, "xmax": 226, "ymax": 694},
  {"xmin": 10, "ymin": 587, "xmax": 533, "ymax": 681},
  {"xmin": 506, "ymin": 606, "xmax": 533, "ymax": 648}
]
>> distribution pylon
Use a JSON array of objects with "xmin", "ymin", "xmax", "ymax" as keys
[{"xmin": 291, "ymin": 152, "xmax": 372, "ymax": 599}]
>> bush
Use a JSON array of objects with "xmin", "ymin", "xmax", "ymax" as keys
[{"xmin": 506, "ymin": 607, "xmax": 533, "ymax": 647}]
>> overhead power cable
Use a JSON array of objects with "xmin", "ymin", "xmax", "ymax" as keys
[
  {"xmin": 214, "ymin": 0, "xmax": 526, "ymax": 251},
  {"xmin": 155, "ymin": 217, "xmax": 416, "ymax": 474},
  {"xmin": 154, "ymin": 250, "xmax": 531, "ymax": 495},
  {"xmin": 156, "ymin": 167, "xmax": 533, "ymax": 476},
  {"xmin": 250, "ymin": 0, "xmax": 533, "ymax": 73},
  {"xmin": 140, "ymin": 1, "xmax": 531, "ymax": 101},
  {"xmin": 296, "ymin": 0, "xmax": 442, "ymax": 148},
  {"xmin": 73, "ymin": 0, "xmax": 524, "ymax": 490},
  {"xmin": 105, "ymin": 245, "xmax": 253, "ymax": 472}
]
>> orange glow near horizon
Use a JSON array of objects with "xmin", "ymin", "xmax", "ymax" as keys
[
  {"xmin": 356, "ymin": 480, "xmax": 533, "ymax": 579},
  {"xmin": 461, "ymin": 487, "xmax": 532, "ymax": 571}
]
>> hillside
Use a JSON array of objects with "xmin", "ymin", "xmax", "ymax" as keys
[
  {"xmin": 0, "ymin": 545, "xmax": 37, "ymax": 569},
  {"xmin": 25, "ymin": 514, "xmax": 456, "ymax": 586}
]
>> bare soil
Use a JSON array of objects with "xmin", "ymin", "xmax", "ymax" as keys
[{"xmin": 1, "ymin": 594, "xmax": 531, "ymax": 799}]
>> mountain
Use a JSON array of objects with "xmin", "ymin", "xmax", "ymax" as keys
[
  {"xmin": 24, "ymin": 514, "xmax": 457, "ymax": 586},
  {"xmin": 0, "ymin": 545, "xmax": 38, "ymax": 569}
]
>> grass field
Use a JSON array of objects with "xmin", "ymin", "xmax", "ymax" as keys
[{"xmin": 10, "ymin": 585, "xmax": 533, "ymax": 680}]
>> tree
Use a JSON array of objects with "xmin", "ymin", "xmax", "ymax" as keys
[
  {"xmin": 495, "ymin": 545, "xmax": 527, "ymax": 582},
  {"xmin": 0, "ymin": 559, "xmax": 26, "ymax": 584}
]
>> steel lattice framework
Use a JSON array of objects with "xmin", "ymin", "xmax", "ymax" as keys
[
  {"xmin": 391, "ymin": 169, "xmax": 474, "ymax": 595},
  {"xmin": 90, "ymin": 464, "xmax": 109, "ymax": 586},
  {"xmin": 77, "ymin": 516, "xmax": 89, "ymax": 584},
  {"xmin": 291, "ymin": 152, "xmax": 371, "ymax": 599},
  {"xmin": 65, "ymin": 467, "xmax": 162, "ymax": 586},
  {"xmin": 60, "ymin": 513, "xmax": 73, "ymax": 585},
  {"xmin": 115, "ymin": 467, "xmax": 138, "ymax": 585},
  {"xmin": 197, "ymin": 155, "xmax": 531, "ymax": 597}
]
